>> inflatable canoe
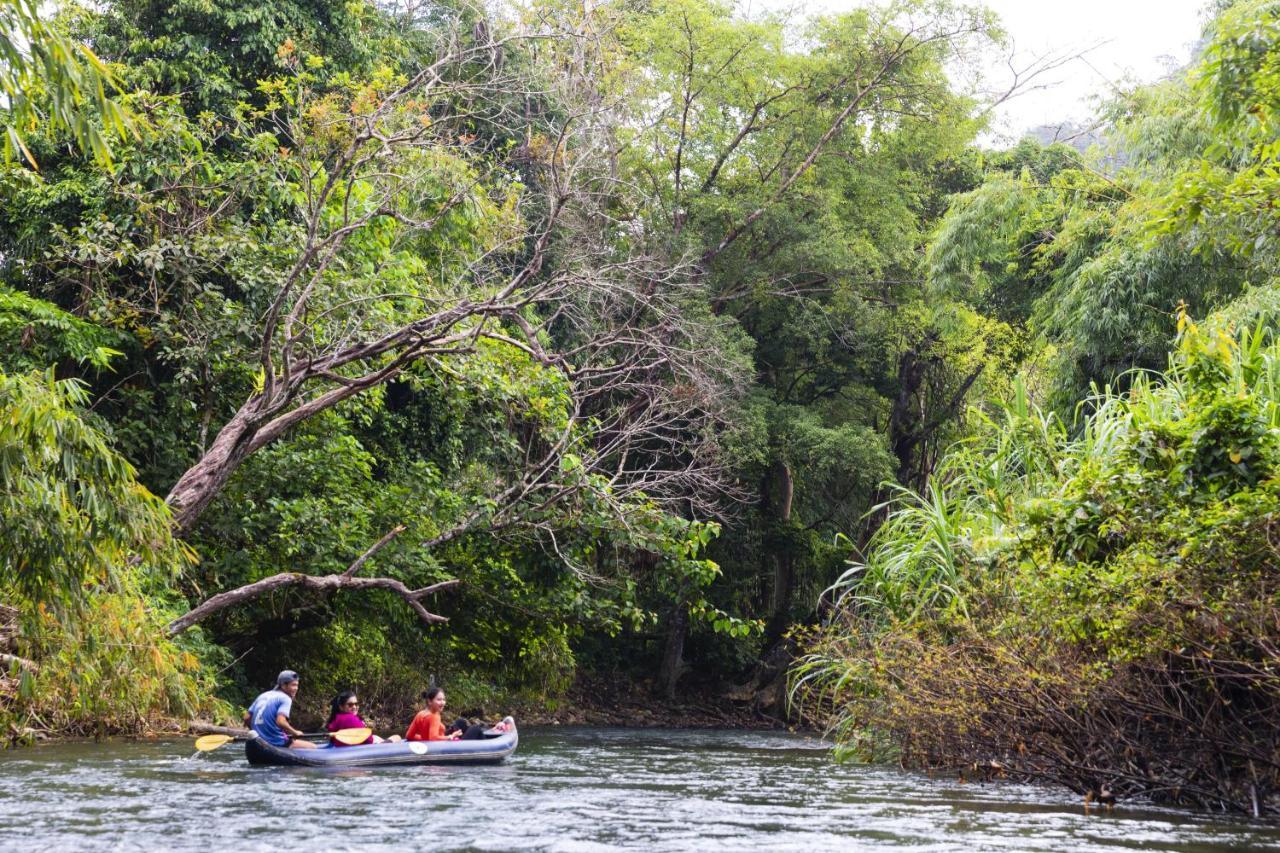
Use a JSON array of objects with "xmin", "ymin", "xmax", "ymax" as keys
[{"xmin": 245, "ymin": 720, "xmax": 518, "ymax": 767}]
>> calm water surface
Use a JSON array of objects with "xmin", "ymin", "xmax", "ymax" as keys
[{"xmin": 0, "ymin": 727, "xmax": 1277, "ymax": 852}]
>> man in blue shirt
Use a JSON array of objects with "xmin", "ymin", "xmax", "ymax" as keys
[{"xmin": 244, "ymin": 670, "xmax": 317, "ymax": 749}]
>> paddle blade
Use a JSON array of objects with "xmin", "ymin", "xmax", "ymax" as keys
[
  {"xmin": 194, "ymin": 734, "xmax": 234, "ymax": 752},
  {"xmin": 331, "ymin": 727, "xmax": 372, "ymax": 745}
]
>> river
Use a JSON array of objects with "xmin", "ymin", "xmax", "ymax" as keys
[{"xmin": 0, "ymin": 727, "xmax": 1276, "ymax": 851}]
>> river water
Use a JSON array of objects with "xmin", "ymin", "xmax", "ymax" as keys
[{"xmin": 0, "ymin": 727, "xmax": 1277, "ymax": 852}]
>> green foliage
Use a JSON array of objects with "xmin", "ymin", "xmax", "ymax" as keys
[
  {"xmin": 1160, "ymin": 0, "xmax": 1280, "ymax": 262},
  {"xmin": 0, "ymin": 369, "xmax": 189, "ymax": 611},
  {"xmin": 4, "ymin": 572, "xmax": 229, "ymax": 739},
  {"xmin": 0, "ymin": 0, "xmax": 136, "ymax": 167},
  {"xmin": 927, "ymin": 19, "xmax": 1280, "ymax": 408},
  {"xmin": 606, "ymin": 0, "xmax": 1004, "ymax": 655},
  {"xmin": 0, "ymin": 366, "xmax": 223, "ymax": 741},
  {"xmin": 797, "ymin": 315, "xmax": 1280, "ymax": 811},
  {"xmin": 87, "ymin": 0, "xmax": 394, "ymax": 115},
  {"xmin": 0, "ymin": 288, "xmax": 123, "ymax": 371}
]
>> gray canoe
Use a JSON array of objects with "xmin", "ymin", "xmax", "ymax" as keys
[{"xmin": 244, "ymin": 720, "xmax": 517, "ymax": 767}]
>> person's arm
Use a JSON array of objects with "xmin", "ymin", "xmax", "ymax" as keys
[
  {"xmin": 427, "ymin": 714, "xmax": 460, "ymax": 741},
  {"xmin": 275, "ymin": 712, "xmax": 304, "ymax": 737}
]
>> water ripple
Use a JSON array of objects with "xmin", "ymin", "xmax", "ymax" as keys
[{"xmin": 0, "ymin": 728, "xmax": 1277, "ymax": 852}]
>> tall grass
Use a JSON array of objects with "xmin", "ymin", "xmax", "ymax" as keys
[
  {"xmin": 823, "ymin": 376, "xmax": 1069, "ymax": 631},
  {"xmin": 793, "ymin": 314, "xmax": 1280, "ymax": 814}
]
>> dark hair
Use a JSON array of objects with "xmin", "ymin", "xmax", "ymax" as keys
[
  {"xmin": 327, "ymin": 690, "xmax": 358, "ymax": 727},
  {"xmin": 421, "ymin": 686, "xmax": 443, "ymax": 703}
]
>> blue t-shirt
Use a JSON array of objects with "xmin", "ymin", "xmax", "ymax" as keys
[{"xmin": 247, "ymin": 690, "xmax": 293, "ymax": 747}]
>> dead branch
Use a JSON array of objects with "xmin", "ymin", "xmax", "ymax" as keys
[
  {"xmin": 166, "ymin": 572, "xmax": 460, "ymax": 636},
  {"xmin": 188, "ymin": 722, "xmax": 251, "ymax": 738},
  {"xmin": 343, "ymin": 525, "xmax": 407, "ymax": 578},
  {"xmin": 0, "ymin": 652, "xmax": 37, "ymax": 673}
]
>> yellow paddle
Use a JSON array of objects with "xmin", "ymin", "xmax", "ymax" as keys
[
  {"xmin": 329, "ymin": 727, "xmax": 373, "ymax": 745},
  {"xmin": 195, "ymin": 734, "xmax": 235, "ymax": 751},
  {"xmin": 194, "ymin": 727, "xmax": 373, "ymax": 751}
]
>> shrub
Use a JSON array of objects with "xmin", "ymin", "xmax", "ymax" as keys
[{"xmin": 795, "ymin": 313, "xmax": 1280, "ymax": 816}]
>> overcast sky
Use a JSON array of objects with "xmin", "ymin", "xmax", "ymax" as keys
[
  {"xmin": 756, "ymin": 0, "xmax": 1212, "ymax": 140},
  {"xmin": 977, "ymin": 0, "xmax": 1208, "ymax": 140}
]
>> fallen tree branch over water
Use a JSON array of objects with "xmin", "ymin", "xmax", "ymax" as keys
[
  {"xmin": 167, "ymin": 574, "xmax": 459, "ymax": 636},
  {"xmin": 188, "ymin": 722, "xmax": 251, "ymax": 738}
]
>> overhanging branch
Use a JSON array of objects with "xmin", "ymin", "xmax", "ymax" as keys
[{"xmin": 166, "ymin": 572, "xmax": 459, "ymax": 636}]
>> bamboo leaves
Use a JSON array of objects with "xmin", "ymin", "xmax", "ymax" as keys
[
  {"xmin": 0, "ymin": 0, "xmax": 137, "ymax": 168},
  {"xmin": 0, "ymin": 369, "xmax": 188, "ymax": 612}
]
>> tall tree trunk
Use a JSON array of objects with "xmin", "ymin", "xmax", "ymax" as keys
[
  {"xmin": 763, "ymin": 459, "xmax": 794, "ymax": 647},
  {"xmin": 165, "ymin": 407, "xmax": 260, "ymax": 534},
  {"xmin": 658, "ymin": 600, "xmax": 689, "ymax": 700},
  {"xmin": 889, "ymin": 335, "xmax": 983, "ymax": 492},
  {"xmin": 889, "ymin": 344, "xmax": 929, "ymax": 488}
]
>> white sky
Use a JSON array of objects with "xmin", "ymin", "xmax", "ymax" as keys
[
  {"xmin": 977, "ymin": 0, "xmax": 1209, "ymax": 140},
  {"xmin": 760, "ymin": 0, "xmax": 1211, "ymax": 140}
]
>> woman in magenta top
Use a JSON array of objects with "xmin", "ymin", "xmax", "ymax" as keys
[{"xmin": 325, "ymin": 691, "xmax": 378, "ymax": 746}]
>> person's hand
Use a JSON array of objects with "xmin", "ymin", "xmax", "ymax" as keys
[{"xmin": 448, "ymin": 731, "xmax": 461, "ymax": 740}]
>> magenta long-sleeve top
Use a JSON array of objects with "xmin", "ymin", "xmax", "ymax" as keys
[{"xmin": 326, "ymin": 712, "xmax": 374, "ymax": 746}]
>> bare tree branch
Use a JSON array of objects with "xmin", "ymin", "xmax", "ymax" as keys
[
  {"xmin": 166, "ymin": 573, "xmax": 460, "ymax": 636},
  {"xmin": 343, "ymin": 525, "xmax": 408, "ymax": 578}
]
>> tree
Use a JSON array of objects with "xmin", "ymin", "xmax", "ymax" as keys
[
  {"xmin": 1158, "ymin": 0, "xmax": 1280, "ymax": 298},
  {"xmin": 0, "ymin": 369, "xmax": 186, "ymax": 613},
  {"xmin": 608, "ymin": 0, "xmax": 1004, "ymax": 682},
  {"xmin": 0, "ymin": 0, "xmax": 752, "ymax": 689},
  {"xmin": 0, "ymin": 0, "xmax": 134, "ymax": 166},
  {"xmin": 136, "ymin": 16, "xmax": 722, "ymax": 509},
  {"xmin": 112, "ymin": 12, "xmax": 742, "ymax": 631},
  {"xmin": 928, "ymin": 81, "xmax": 1245, "ymax": 409}
]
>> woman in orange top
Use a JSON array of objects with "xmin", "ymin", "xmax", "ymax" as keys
[{"xmin": 405, "ymin": 686, "xmax": 459, "ymax": 741}]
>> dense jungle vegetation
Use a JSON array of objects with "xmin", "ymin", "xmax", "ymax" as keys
[
  {"xmin": 4, "ymin": 0, "xmax": 1280, "ymax": 817},
  {"xmin": 796, "ymin": 0, "xmax": 1280, "ymax": 816}
]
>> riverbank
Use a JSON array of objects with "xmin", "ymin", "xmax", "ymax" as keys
[
  {"xmin": 513, "ymin": 676, "xmax": 793, "ymax": 730},
  {"xmin": 177, "ymin": 676, "xmax": 794, "ymax": 740},
  {"xmin": 5, "ymin": 667, "xmax": 794, "ymax": 746}
]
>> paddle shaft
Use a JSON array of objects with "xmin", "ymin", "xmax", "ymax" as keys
[{"xmin": 194, "ymin": 727, "xmax": 373, "ymax": 751}]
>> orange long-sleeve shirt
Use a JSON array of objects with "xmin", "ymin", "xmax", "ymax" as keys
[{"xmin": 405, "ymin": 709, "xmax": 446, "ymax": 741}]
